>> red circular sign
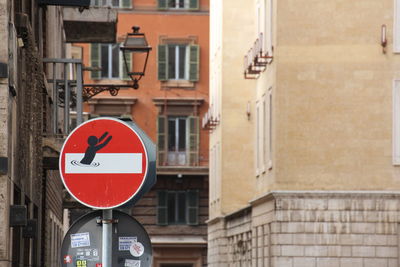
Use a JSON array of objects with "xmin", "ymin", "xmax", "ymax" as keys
[{"xmin": 59, "ymin": 118, "xmax": 148, "ymax": 209}]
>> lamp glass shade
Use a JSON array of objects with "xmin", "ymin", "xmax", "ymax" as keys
[{"xmin": 123, "ymin": 34, "xmax": 151, "ymax": 52}]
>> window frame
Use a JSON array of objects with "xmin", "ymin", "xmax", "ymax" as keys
[
  {"xmin": 100, "ymin": 43, "xmax": 120, "ymax": 79},
  {"xmin": 91, "ymin": 0, "xmax": 131, "ymax": 8},
  {"xmin": 168, "ymin": 116, "xmax": 188, "ymax": 152},
  {"xmin": 158, "ymin": 115, "xmax": 198, "ymax": 166},
  {"xmin": 393, "ymin": 79, "xmax": 400, "ymax": 164},
  {"xmin": 156, "ymin": 190, "xmax": 199, "ymax": 225},
  {"xmin": 395, "ymin": 0, "xmax": 400, "ymax": 52},
  {"xmin": 266, "ymin": 88, "xmax": 273, "ymax": 169},
  {"xmin": 168, "ymin": 0, "xmax": 187, "ymax": 9},
  {"xmin": 157, "ymin": 37, "xmax": 199, "ymax": 86},
  {"xmin": 90, "ymin": 43, "xmax": 131, "ymax": 80},
  {"xmin": 255, "ymin": 88, "xmax": 273, "ymax": 176},
  {"xmin": 158, "ymin": 0, "xmax": 199, "ymax": 10},
  {"xmin": 168, "ymin": 44, "xmax": 190, "ymax": 80}
]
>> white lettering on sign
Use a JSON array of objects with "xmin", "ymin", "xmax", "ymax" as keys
[
  {"xmin": 119, "ymin": 236, "xmax": 137, "ymax": 251},
  {"xmin": 71, "ymin": 232, "xmax": 90, "ymax": 248},
  {"xmin": 65, "ymin": 153, "xmax": 142, "ymax": 174},
  {"xmin": 124, "ymin": 259, "xmax": 141, "ymax": 267}
]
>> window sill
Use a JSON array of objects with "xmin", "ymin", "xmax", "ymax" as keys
[
  {"xmin": 157, "ymin": 165, "xmax": 208, "ymax": 176},
  {"xmin": 161, "ymin": 80, "xmax": 195, "ymax": 89},
  {"xmin": 159, "ymin": 8, "xmax": 199, "ymax": 11}
]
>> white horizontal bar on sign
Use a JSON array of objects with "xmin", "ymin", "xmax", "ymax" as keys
[{"xmin": 65, "ymin": 153, "xmax": 142, "ymax": 174}]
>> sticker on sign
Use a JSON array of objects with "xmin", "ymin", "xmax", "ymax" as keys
[
  {"xmin": 129, "ymin": 242, "xmax": 144, "ymax": 257},
  {"xmin": 71, "ymin": 232, "xmax": 90, "ymax": 248},
  {"xmin": 124, "ymin": 259, "xmax": 141, "ymax": 267},
  {"xmin": 119, "ymin": 236, "xmax": 137, "ymax": 251}
]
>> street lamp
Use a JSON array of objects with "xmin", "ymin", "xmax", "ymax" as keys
[
  {"xmin": 121, "ymin": 26, "xmax": 152, "ymax": 89},
  {"xmin": 82, "ymin": 26, "xmax": 152, "ymax": 100}
]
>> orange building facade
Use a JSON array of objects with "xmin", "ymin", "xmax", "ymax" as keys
[{"xmin": 72, "ymin": 0, "xmax": 209, "ymax": 266}]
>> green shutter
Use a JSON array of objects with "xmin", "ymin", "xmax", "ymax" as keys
[
  {"xmin": 188, "ymin": 45, "xmax": 199, "ymax": 82},
  {"xmin": 188, "ymin": 116, "xmax": 199, "ymax": 166},
  {"xmin": 120, "ymin": 50, "xmax": 131, "ymax": 80},
  {"xmin": 157, "ymin": 0, "xmax": 168, "ymax": 10},
  {"xmin": 158, "ymin": 45, "xmax": 168, "ymax": 81},
  {"xmin": 93, "ymin": 0, "xmax": 100, "ymax": 6},
  {"xmin": 189, "ymin": 0, "xmax": 199, "ymax": 10},
  {"xmin": 121, "ymin": 0, "xmax": 131, "ymax": 8},
  {"xmin": 157, "ymin": 191, "xmax": 168, "ymax": 225},
  {"xmin": 90, "ymin": 43, "xmax": 101, "ymax": 80},
  {"xmin": 157, "ymin": 115, "xmax": 167, "ymax": 166},
  {"xmin": 186, "ymin": 190, "xmax": 199, "ymax": 225}
]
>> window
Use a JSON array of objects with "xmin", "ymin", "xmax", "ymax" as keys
[
  {"xmin": 266, "ymin": 89, "xmax": 273, "ymax": 169},
  {"xmin": 210, "ymin": 142, "xmax": 221, "ymax": 205},
  {"xmin": 255, "ymin": 101, "xmax": 262, "ymax": 174},
  {"xmin": 396, "ymin": 0, "xmax": 400, "ymax": 52},
  {"xmin": 168, "ymin": 117, "xmax": 187, "ymax": 153},
  {"xmin": 157, "ymin": 0, "xmax": 199, "ymax": 10},
  {"xmin": 157, "ymin": 190, "xmax": 199, "ymax": 225},
  {"xmin": 157, "ymin": 115, "xmax": 199, "ymax": 166},
  {"xmin": 393, "ymin": 80, "xmax": 400, "ymax": 164},
  {"xmin": 168, "ymin": 45, "xmax": 188, "ymax": 80},
  {"xmin": 92, "ymin": 0, "xmax": 131, "ymax": 8},
  {"xmin": 256, "ymin": 0, "xmax": 273, "ymax": 55},
  {"xmin": 158, "ymin": 44, "xmax": 199, "ymax": 82},
  {"xmin": 169, "ymin": 0, "xmax": 185, "ymax": 8},
  {"xmin": 255, "ymin": 89, "xmax": 273, "ymax": 175},
  {"xmin": 90, "ymin": 43, "xmax": 131, "ymax": 80}
]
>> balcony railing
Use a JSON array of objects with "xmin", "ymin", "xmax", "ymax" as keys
[
  {"xmin": 202, "ymin": 107, "xmax": 219, "ymax": 130},
  {"xmin": 43, "ymin": 58, "xmax": 84, "ymax": 136},
  {"xmin": 244, "ymin": 33, "xmax": 273, "ymax": 79}
]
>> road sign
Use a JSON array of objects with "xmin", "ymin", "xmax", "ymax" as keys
[
  {"xmin": 59, "ymin": 118, "xmax": 150, "ymax": 209},
  {"xmin": 61, "ymin": 210, "xmax": 152, "ymax": 267}
]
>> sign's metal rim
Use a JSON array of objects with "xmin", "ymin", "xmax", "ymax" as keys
[{"xmin": 59, "ymin": 117, "xmax": 149, "ymax": 209}]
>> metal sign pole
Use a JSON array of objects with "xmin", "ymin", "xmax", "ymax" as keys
[{"xmin": 102, "ymin": 209, "xmax": 113, "ymax": 267}]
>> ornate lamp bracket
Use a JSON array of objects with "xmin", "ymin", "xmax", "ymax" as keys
[{"xmin": 82, "ymin": 84, "xmax": 134, "ymax": 101}]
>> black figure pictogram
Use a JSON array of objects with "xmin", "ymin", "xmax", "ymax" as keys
[{"xmin": 80, "ymin": 132, "xmax": 112, "ymax": 165}]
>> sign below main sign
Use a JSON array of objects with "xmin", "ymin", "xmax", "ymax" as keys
[
  {"xmin": 61, "ymin": 210, "xmax": 152, "ymax": 267},
  {"xmin": 59, "ymin": 118, "xmax": 149, "ymax": 209}
]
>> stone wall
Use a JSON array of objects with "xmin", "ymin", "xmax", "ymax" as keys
[
  {"xmin": 208, "ymin": 191, "xmax": 400, "ymax": 267},
  {"xmin": 208, "ymin": 218, "xmax": 228, "ymax": 266}
]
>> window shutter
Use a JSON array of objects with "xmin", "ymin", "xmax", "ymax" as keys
[
  {"xmin": 186, "ymin": 190, "xmax": 199, "ymax": 225},
  {"xmin": 396, "ymin": 0, "xmax": 400, "ymax": 52},
  {"xmin": 189, "ymin": 0, "xmax": 199, "ymax": 10},
  {"xmin": 157, "ymin": 0, "xmax": 168, "ymax": 10},
  {"xmin": 188, "ymin": 45, "xmax": 199, "ymax": 82},
  {"xmin": 120, "ymin": 50, "xmax": 131, "ymax": 80},
  {"xmin": 394, "ymin": 80, "xmax": 400, "ymax": 164},
  {"xmin": 188, "ymin": 116, "xmax": 199, "ymax": 166},
  {"xmin": 92, "ymin": 0, "xmax": 100, "ymax": 6},
  {"xmin": 90, "ymin": 43, "xmax": 101, "ymax": 80},
  {"xmin": 157, "ymin": 191, "xmax": 168, "ymax": 225},
  {"xmin": 267, "ymin": 0, "xmax": 273, "ymax": 56},
  {"xmin": 158, "ymin": 45, "xmax": 168, "ymax": 81},
  {"xmin": 121, "ymin": 0, "xmax": 131, "ymax": 8},
  {"xmin": 157, "ymin": 115, "xmax": 167, "ymax": 166}
]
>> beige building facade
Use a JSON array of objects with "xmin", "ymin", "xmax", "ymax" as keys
[{"xmin": 207, "ymin": 0, "xmax": 400, "ymax": 266}]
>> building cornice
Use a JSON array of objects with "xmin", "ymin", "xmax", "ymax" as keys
[
  {"xmin": 157, "ymin": 166, "xmax": 208, "ymax": 176},
  {"xmin": 249, "ymin": 190, "xmax": 400, "ymax": 206},
  {"xmin": 152, "ymin": 97, "xmax": 205, "ymax": 107},
  {"xmin": 151, "ymin": 236, "xmax": 207, "ymax": 248}
]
